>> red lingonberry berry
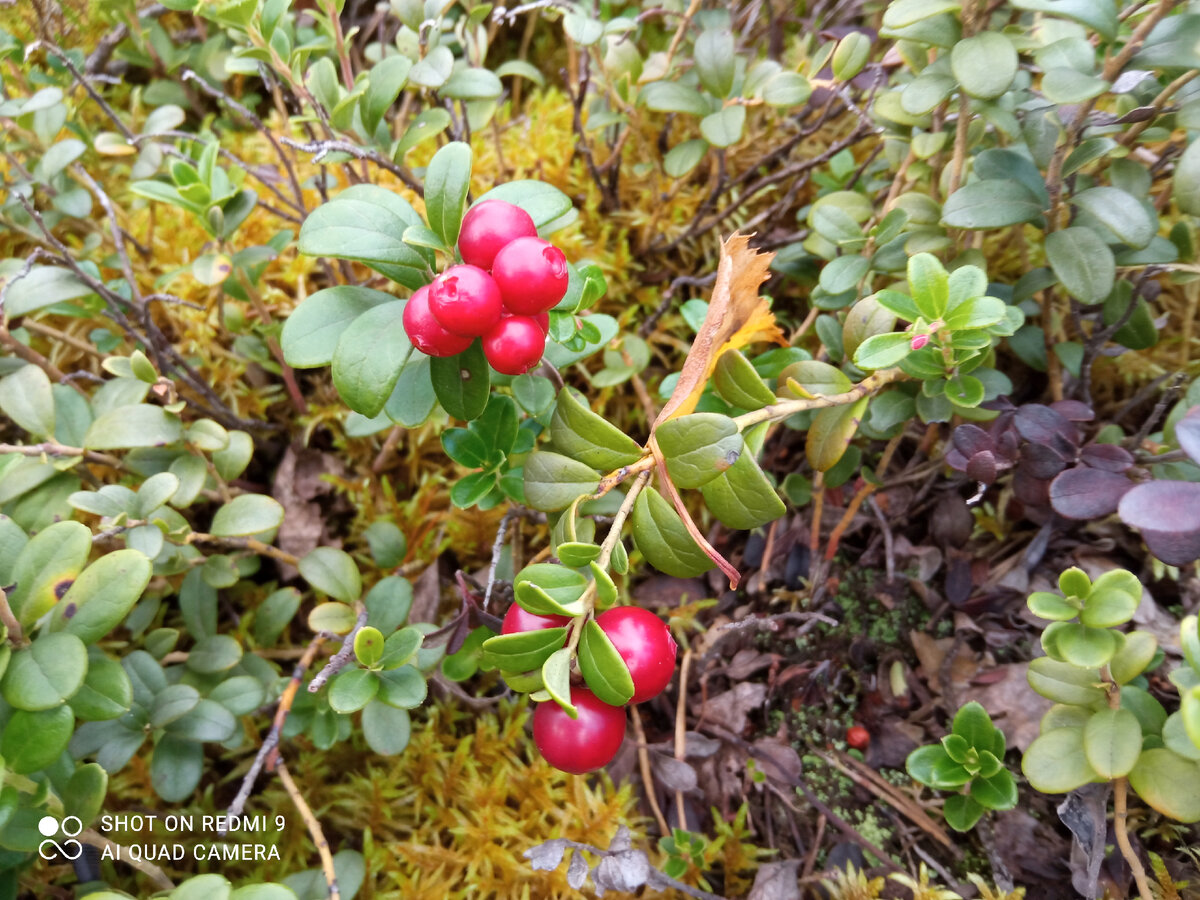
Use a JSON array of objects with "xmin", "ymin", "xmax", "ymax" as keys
[
  {"xmin": 594, "ymin": 607, "xmax": 677, "ymax": 704},
  {"xmin": 501, "ymin": 603, "xmax": 570, "ymax": 635},
  {"xmin": 402, "ymin": 285, "xmax": 472, "ymax": 357},
  {"xmin": 491, "ymin": 236, "xmax": 569, "ymax": 315},
  {"xmin": 428, "ymin": 264, "xmax": 503, "ymax": 337},
  {"xmin": 483, "ymin": 315, "xmax": 546, "ymax": 376},
  {"xmin": 532, "ymin": 688, "xmax": 626, "ymax": 774},
  {"xmin": 503, "ymin": 309, "xmax": 551, "ymax": 335},
  {"xmin": 457, "ymin": 200, "xmax": 538, "ymax": 270},
  {"xmin": 847, "ymin": 725, "xmax": 870, "ymax": 751}
]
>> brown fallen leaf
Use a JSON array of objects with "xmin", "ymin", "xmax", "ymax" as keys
[
  {"xmin": 653, "ymin": 233, "xmax": 786, "ymax": 426},
  {"xmin": 909, "ymin": 630, "xmax": 982, "ymax": 696},
  {"xmin": 646, "ymin": 233, "xmax": 788, "ymax": 589},
  {"xmin": 747, "ymin": 860, "xmax": 802, "ymax": 900},
  {"xmin": 271, "ymin": 444, "xmax": 351, "ymax": 577},
  {"xmin": 703, "ymin": 682, "xmax": 768, "ymax": 736}
]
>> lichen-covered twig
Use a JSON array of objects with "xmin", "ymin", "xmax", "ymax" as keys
[{"xmin": 307, "ymin": 602, "xmax": 369, "ymax": 693}]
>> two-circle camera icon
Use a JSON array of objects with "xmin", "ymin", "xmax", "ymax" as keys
[{"xmin": 37, "ymin": 815, "xmax": 83, "ymax": 861}]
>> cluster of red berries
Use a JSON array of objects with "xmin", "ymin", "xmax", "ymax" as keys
[
  {"xmin": 402, "ymin": 200, "xmax": 570, "ymax": 376},
  {"xmin": 501, "ymin": 603, "xmax": 678, "ymax": 774}
]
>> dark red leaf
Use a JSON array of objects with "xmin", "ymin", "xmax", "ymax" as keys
[
  {"xmin": 996, "ymin": 429, "xmax": 1020, "ymax": 462},
  {"xmin": 966, "ymin": 450, "xmax": 998, "ymax": 484},
  {"xmin": 953, "ymin": 424, "xmax": 994, "ymax": 458},
  {"xmin": 1013, "ymin": 468, "xmax": 1050, "ymax": 507},
  {"xmin": 1050, "ymin": 400, "xmax": 1095, "ymax": 422},
  {"xmin": 945, "ymin": 449, "xmax": 969, "ymax": 472},
  {"xmin": 1015, "ymin": 404, "xmax": 1078, "ymax": 446},
  {"xmin": 1049, "ymin": 467, "xmax": 1131, "ymax": 519},
  {"xmin": 1021, "ymin": 442, "xmax": 1069, "ymax": 479},
  {"xmin": 1176, "ymin": 407, "xmax": 1200, "ymax": 466},
  {"xmin": 1079, "ymin": 443, "xmax": 1134, "ymax": 473},
  {"xmin": 1118, "ymin": 481, "xmax": 1200, "ymax": 565},
  {"xmin": 1141, "ymin": 528, "xmax": 1200, "ymax": 568}
]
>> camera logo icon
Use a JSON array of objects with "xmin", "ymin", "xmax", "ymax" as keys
[{"xmin": 37, "ymin": 815, "xmax": 83, "ymax": 861}]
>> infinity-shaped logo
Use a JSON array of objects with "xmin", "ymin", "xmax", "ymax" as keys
[{"xmin": 37, "ymin": 815, "xmax": 83, "ymax": 861}]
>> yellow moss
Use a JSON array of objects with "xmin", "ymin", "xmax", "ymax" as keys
[{"xmin": 99, "ymin": 699, "xmax": 729, "ymax": 899}]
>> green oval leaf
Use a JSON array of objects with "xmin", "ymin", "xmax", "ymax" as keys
[
  {"xmin": 376, "ymin": 664, "xmax": 426, "ymax": 708},
  {"xmin": 713, "ymin": 350, "xmax": 777, "ymax": 410},
  {"xmin": 806, "ymin": 397, "xmax": 868, "ymax": 472},
  {"xmin": 7, "ymin": 520, "xmax": 92, "ymax": 626},
  {"xmin": 281, "ymin": 286, "xmax": 395, "ymax": 369},
  {"xmin": 84, "ymin": 404, "xmax": 182, "ymax": 450},
  {"xmin": 211, "ymin": 494, "xmax": 284, "ymax": 538},
  {"xmin": 332, "ymin": 300, "xmax": 413, "ymax": 418},
  {"xmin": 0, "ymin": 365, "xmax": 56, "ymax": 438},
  {"xmin": 1128, "ymin": 748, "xmax": 1200, "ymax": 823},
  {"xmin": 430, "ymin": 340, "xmax": 490, "ymax": 422},
  {"xmin": 523, "ymin": 450, "xmax": 600, "ymax": 512},
  {"xmin": 656, "ymin": 413, "xmax": 743, "ymax": 489},
  {"xmin": 1, "ymin": 632, "xmax": 87, "ymax": 711},
  {"xmin": 631, "ymin": 485, "xmax": 714, "ymax": 578},
  {"xmin": 950, "ymin": 32, "xmax": 1017, "ymax": 99},
  {"xmin": 299, "ymin": 547, "xmax": 362, "ymax": 603},
  {"xmin": 362, "ymin": 700, "xmax": 412, "ymax": 755},
  {"xmin": 1083, "ymin": 707, "xmax": 1142, "ymax": 778},
  {"xmin": 1021, "ymin": 727, "xmax": 1100, "ymax": 793},
  {"xmin": 425, "ymin": 141, "xmax": 472, "ymax": 248},
  {"xmin": 941, "ymin": 181, "xmax": 1043, "ymax": 229},
  {"xmin": 1045, "ymin": 227, "xmax": 1115, "ymax": 305},
  {"xmin": 297, "ymin": 184, "xmax": 432, "ymax": 289},
  {"xmin": 550, "ymin": 387, "xmax": 644, "ymax": 470},
  {"xmin": 579, "ymin": 619, "xmax": 635, "ymax": 706},
  {"xmin": 2, "ymin": 705, "xmax": 73, "ymax": 774},
  {"xmin": 700, "ymin": 450, "xmax": 785, "ymax": 530},
  {"xmin": 480, "ymin": 626, "xmax": 568, "ymax": 673},
  {"xmin": 329, "ymin": 668, "xmax": 379, "ymax": 714}
]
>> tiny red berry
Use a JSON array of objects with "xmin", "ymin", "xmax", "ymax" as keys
[
  {"xmin": 532, "ymin": 688, "xmax": 626, "ymax": 774},
  {"xmin": 483, "ymin": 315, "xmax": 546, "ymax": 375},
  {"xmin": 847, "ymin": 725, "xmax": 870, "ymax": 751},
  {"xmin": 595, "ymin": 607, "xmax": 677, "ymax": 704},
  {"xmin": 458, "ymin": 200, "xmax": 537, "ymax": 270},
  {"xmin": 501, "ymin": 603, "xmax": 570, "ymax": 635},
  {"xmin": 428, "ymin": 264, "xmax": 503, "ymax": 337},
  {"xmin": 491, "ymin": 236, "xmax": 569, "ymax": 315},
  {"xmin": 403, "ymin": 285, "xmax": 472, "ymax": 357}
]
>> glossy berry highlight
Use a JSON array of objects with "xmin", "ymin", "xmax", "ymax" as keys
[
  {"xmin": 532, "ymin": 687, "xmax": 626, "ymax": 774},
  {"xmin": 483, "ymin": 316, "xmax": 547, "ymax": 376},
  {"xmin": 402, "ymin": 285, "xmax": 472, "ymax": 358},
  {"xmin": 594, "ymin": 606, "xmax": 677, "ymax": 704},
  {"xmin": 491, "ymin": 236, "xmax": 570, "ymax": 315},
  {"xmin": 457, "ymin": 200, "xmax": 538, "ymax": 271},
  {"xmin": 428, "ymin": 264, "xmax": 503, "ymax": 338}
]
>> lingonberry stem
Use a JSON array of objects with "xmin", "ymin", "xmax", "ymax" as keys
[
  {"xmin": 732, "ymin": 367, "xmax": 905, "ymax": 431},
  {"xmin": 565, "ymin": 470, "xmax": 652, "ymax": 657}
]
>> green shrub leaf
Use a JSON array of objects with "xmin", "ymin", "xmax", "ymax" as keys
[{"xmin": 631, "ymin": 486, "xmax": 714, "ymax": 577}]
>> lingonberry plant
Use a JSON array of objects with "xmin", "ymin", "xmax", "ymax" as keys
[
  {"xmin": 906, "ymin": 702, "xmax": 1018, "ymax": 832},
  {"xmin": 5, "ymin": 0, "xmax": 1200, "ymax": 893}
]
